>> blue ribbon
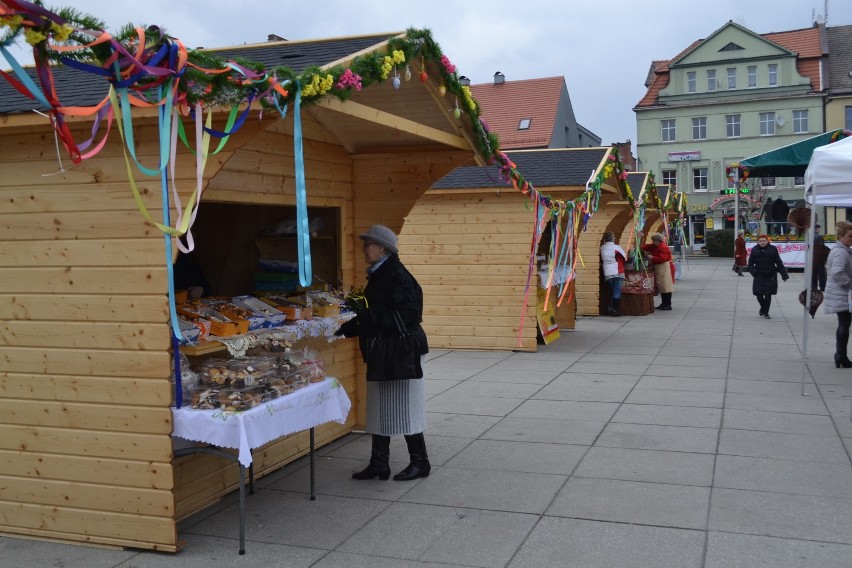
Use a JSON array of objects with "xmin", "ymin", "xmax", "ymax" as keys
[
  {"xmin": 293, "ymin": 82, "xmax": 312, "ymax": 287},
  {"xmin": 0, "ymin": 45, "xmax": 51, "ymax": 108}
]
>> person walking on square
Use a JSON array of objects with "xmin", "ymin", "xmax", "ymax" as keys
[
  {"xmin": 812, "ymin": 224, "xmax": 830, "ymax": 291},
  {"xmin": 823, "ymin": 221, "xmax": 852, "ymax": 368},
  {"xmin": 336, "ymin": 225, "xmax": 431, "ymax": 481},
  {"xmin": 641, "ymin": 232, "xmax": 675, "ymax": 310},
  {"xmin": 747, "ymin": 234, "xmax": 788, "ymax": 319},
  {"xmin": 734, "ymin": 229, "xmax": 747, "ymax": 276},
  {"xmin": 600, "ymin": 231, "xmax": 627, "ymax": 316}
]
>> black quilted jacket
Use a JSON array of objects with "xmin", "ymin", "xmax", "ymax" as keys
[{"xmin": 337, "ymin": 254, "xmax": 429, "ymax": 362}]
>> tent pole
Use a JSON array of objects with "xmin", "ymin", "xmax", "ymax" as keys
[{"xmin": 800, "ymin": 192, "xmax": 817, "ymax": 396}]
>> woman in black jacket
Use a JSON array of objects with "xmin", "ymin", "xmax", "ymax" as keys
[
  {"xmin": 747, "ymin": 234, "xmax": 789, "ymax": 319},
  {"xmin": 336, "ymin": 225, "xmax": 430, "ymax": 481}
]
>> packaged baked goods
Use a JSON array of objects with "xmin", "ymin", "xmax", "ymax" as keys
[{"xmin": 197, "ymin": 358, "xmax": 275, "ymax": 388}]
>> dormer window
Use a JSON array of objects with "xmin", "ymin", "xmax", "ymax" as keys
[{"xmin": 518, "ymin": 118, "xmax": 531, "ymax": 130}]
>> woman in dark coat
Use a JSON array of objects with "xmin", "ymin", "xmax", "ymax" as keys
[
  {"xmin": 747, "ymin": 234, "xmax": 789, "ymax": 319},
  {"xmin": 733, "ymin": 230, "xmax": 747, "ymax": 276},
  {"xmin": 336, "ymin": 225, "xmax": 430, "ymax": 481}
]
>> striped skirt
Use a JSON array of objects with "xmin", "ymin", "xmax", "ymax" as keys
[{"xmin": 365, "ymin": 363, "xmax": 427, "ymax": 436}]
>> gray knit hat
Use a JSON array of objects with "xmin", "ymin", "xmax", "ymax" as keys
[{"xmin": 359, "ymin": 224, "xmax": 398, "ymax": 254}]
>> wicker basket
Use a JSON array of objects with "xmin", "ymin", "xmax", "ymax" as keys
[{"xmin": 787, "ymin": 206, "xmax": 814, "ymax": 229}]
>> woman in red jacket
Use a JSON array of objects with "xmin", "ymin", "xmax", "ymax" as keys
[
  {"xmin": 734, "ymin": 230, "xmax": 748, "ymax": 276},
  {"xmin": 641, "ymin": 232, "xmax": 675, "ymax": 310}
]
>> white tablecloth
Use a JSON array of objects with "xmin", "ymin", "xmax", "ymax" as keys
[{"xmin": 171, "ymin": 378, "xmax": 351, "ymax": 467}]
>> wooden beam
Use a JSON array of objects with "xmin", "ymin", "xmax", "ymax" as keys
[{"xmin": 313, "ymin": 98, "xmax": 470, "ymax": 151}]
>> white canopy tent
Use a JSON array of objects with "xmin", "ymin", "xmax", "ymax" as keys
[{"xmin": 801, "ymin": 135, "xmax": 852, "ymax": 410}]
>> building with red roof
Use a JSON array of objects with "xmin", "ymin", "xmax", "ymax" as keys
[{"xmin": 635, "ymin": 21, "xmax": 826, "ymax": 250}]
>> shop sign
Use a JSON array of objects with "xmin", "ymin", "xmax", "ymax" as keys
[
  {"xmin": 691, "ymin": 204, "xmax": 707, "ymax": 212},
  {"xmin": 668, "ymin": 151, "xmax": 701, "ymax": 162}
]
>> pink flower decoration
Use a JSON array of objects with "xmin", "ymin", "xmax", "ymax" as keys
[
  {"xmin": 620, "ymin": 171, "xmax": 629, "ymax": 180},
  {"xmin": 440, "ymin": 55, "xmax": 456, "ymax": 74},
  {"xmin": 336, "ymin": 69, "xmax": 362, "ymax": 91}
]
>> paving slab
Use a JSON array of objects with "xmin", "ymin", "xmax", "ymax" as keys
[
  {"xmin": 709, "ymin": 488, "xmax": 852, "ymax": 544},
  {"xmin": 624, "ymin": 388, "xmax": 725, "ymax": 408},
  {"xmin": 508, "ymin": 399, "xmax": 619, "ymax": 421},
  {"xmin": 183, "ymin": 491, "xmax": 390, "ymax": 550},
  {"xmin": 547, "ymin": 477, "xmax": 710, "ymax": 529},
  {"xmin": 636, "ymin": 376, "xmax": 726, "ymax": 392},
  {"xmin": 0, "ymin": 537, "xmax": 138, "ymax": 568},
  {"xmin": 480, "ymin": 416, "xmax": 605, "ymax": 445},
  {"xmin": 311, "ymin": 552, "xmax": 460, "ymax": 568},
  {"xmin": 425, "ymin": 412, "xmax": 502, "ymax": 438},
  {"xmin": 399, "ymin": 467, "xmax": 566, "ymax": 514},
  {"xmin": 444, "ymin": 439, "xmax": 587, "ymax": 475},
  {"xmin": 574, "ymin": 447, "xmax": 715, "ymax": 486},
  {"xmin": 704, "ymin": 532, "xmax": 852, "ymax": 568},
  {"xmin": 595, "ymin": 422, "xmax": 719, "ymax": 454},
  {"xmin": 722, "ymin": 408, "xmax": 839, "ymax": 436},
  {"xmin": 426, "ymin": 392, "xmax": 524, "ymax": 416},
  {"xmin": 612, "ymin": 403, "xmax": 722, "ymax": 428},
  {"xmin": 718, "ymin": 428, "xmax": 850, "ymax": 463},
  {"xmin": 339, "ymin": 502, "xmax": 537, "ymax": 568},
  {"xmin": 508, "ymin": 517, "xmax": 705, "ymax": 568},
  {"xmin": 713, "ymin": 454, "xmax": 852, "ymax": 497},
  {"xmin": 444, "ymin": 379, "xmax": 543, "ymax": 399}
]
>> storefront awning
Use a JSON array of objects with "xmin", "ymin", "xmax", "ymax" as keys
[{"xmin": 739, "ymin": 130, "xmax": 846, "ymax": 177}]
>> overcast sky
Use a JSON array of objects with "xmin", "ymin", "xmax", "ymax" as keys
[{"xmin": 6, "ymin": 1, "xmax": 852, "ymax": 146}]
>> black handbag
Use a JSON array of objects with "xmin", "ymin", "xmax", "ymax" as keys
[{"xmin": 364, "ymin": 311, "xmax": 424, "ymax": 381}]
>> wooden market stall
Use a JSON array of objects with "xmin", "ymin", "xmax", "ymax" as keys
[
  {"xmin": 0, "ymin": 28, "xmax": 491, "ymax": 551},
  {"xmin": 402, "ymin": 147, "xmax": 630, "ymax": 350}
]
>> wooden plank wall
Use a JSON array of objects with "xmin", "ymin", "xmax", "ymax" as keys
[
  {"xmin": 0, "ymin": 121, "xmax": 192, "ymax": 551},
  {"xmin": 399, "ymin": 191, "xmax": 539, "ymax": 351}
]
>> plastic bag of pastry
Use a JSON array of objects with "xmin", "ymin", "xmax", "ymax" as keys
[
  {"xmin": 296, "ymin": 347, "xmax": 326, "ymax": 383},
  {"xmin": 171, "ymin": 352, "xmax": 200, "ymax": 406}
]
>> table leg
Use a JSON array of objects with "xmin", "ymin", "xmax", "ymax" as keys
[
  {"xmin": 248, "ymin": 462, "xmax": 255, "ymax": 495},
  {"xmin": 238, "ymin": 465, "xmax": 246, "ymax": 555},
  {"xmin": 309, "ymin": 427, "xmax": 316, "ymax": 501}
]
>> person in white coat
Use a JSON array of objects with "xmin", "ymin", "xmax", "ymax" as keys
[
  {"xmin": 600, "ymin": 232, "xmax": 627, "ymax": 316},
  {"xmin": 824, "ymin": 221, "xmax": 852, "ymax": 368}
]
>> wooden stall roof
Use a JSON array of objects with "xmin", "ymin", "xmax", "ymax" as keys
[
  {"xmin": 430, "ymin": 147, "xmax": 616, "ymax": 192},
  {"xmin": 625, "ymin": 172, "xmax": 650, "ymax": 198},
  {"xmin": 0, "ymin": 32, "xmax": 488, "ymax": 164}
]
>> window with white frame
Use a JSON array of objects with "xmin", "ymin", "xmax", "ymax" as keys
[
  {"xmin": 687, "ymin": 71, "xmax": 696, "ymax": 93},
  {"xmin": 727, "ymin": 68, "xmax": 737, "ymax": 89},
  {"xmin": 761, "ymin": 176, "xmax": 776, "ymax": 188},
  {"xmin": 725, "ymin": 114, "xmax": 741, "ymax": 138},
  {"xmin": 846, "ymin": 106, "xmax": 852, "ymax": 130},
  {"xmin": 693, "ymin": 167, "xmax": 708, "ymax": 191},
  {"xmin": 793, "ymin": 110, "xmax": 808, "ymax": 133},
  {"xmin": 661, "ymin": 169, "xmax": 677, "ymax": 188},
  {"xmin": 768, "ymin": 64, "xmax": 778, "ymax": 87},
  {"xmin": 794, "ymin": 176, "xmax": 805, "ymax": 187},
  {"xmin": 748, "ymin": 66, "xmax": 757, "ymax": 88},
  {"xmin": 707, "ymin": 69, "xmax": 717, "ymax": 91},
  {"xmin": 760, "ymin": 112, "xmax": 776, "ymax": 135},
  {"xmin": 692, "ymin": 117, "xmax": 707, "ymax": 140},
  {"xmin": 661, "ymin": 119, "xmax": 676, "ymax": 142}
]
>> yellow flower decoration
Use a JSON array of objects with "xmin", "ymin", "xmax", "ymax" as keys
[
  {"xmin": 380, "ymin": 56, "xmax": 393, "ymax": 80},
  {"xmin": 51, "ymin": 22, "xmax": 74, "ymax": 42},
  {"xmin": 461, "ymin": 85, "xmax": 477, "ymax": 112},
  {"xmin": 319, "ymin": 74, "xmax": 333, "ymax": 94},
  {"xmin": 391, "ymin": 50, "xmax": 405, "ymax": 64},
  {"xmin": 24, "ymin": 28, "xmax": 47, "ymax": 46},
  {"xmin": 0, "ymin": 15, "xmax": 24, "ymax": 29}
]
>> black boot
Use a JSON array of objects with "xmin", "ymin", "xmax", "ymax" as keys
[
  {"xmin": 393, "ymin": 433, "xmax": 431, "ymax": 481},
  {"xmin": 607, "ymin": 298, "xmax": 622, "ymax": 317},
  {"xmin": 352, "ymin": 435, "xmax": 391, "ymax": 480},
  {"xmin": 656, "ymin": 293, "xmax": 672, "ymax": 310}
]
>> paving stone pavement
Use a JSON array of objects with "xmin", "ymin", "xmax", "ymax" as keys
[{"xmin": 2, "ymin": 257, "xmax": 852, "ymax": 567}]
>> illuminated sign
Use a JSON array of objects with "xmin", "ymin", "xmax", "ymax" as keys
[{"xmin": 720, "ymin": 188, "xmax": 750, "ymax": 195}]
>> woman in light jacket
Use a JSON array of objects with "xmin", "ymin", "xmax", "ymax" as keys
[
  {"xmin": 600, "ymin": 232, "xmax": 627, "ymax": 316},
  {"xmin": 823, "ymin": 221, "xmax": 852, "ymax": 368}
]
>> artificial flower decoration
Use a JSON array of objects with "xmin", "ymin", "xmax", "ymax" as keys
[
  {"xmin": 440, "ymin": 54, "xmax": 456, "ymax": 74},
  {"xmin": 336, "ymin": 69, "xmax": 362, "ymax": 91}
]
